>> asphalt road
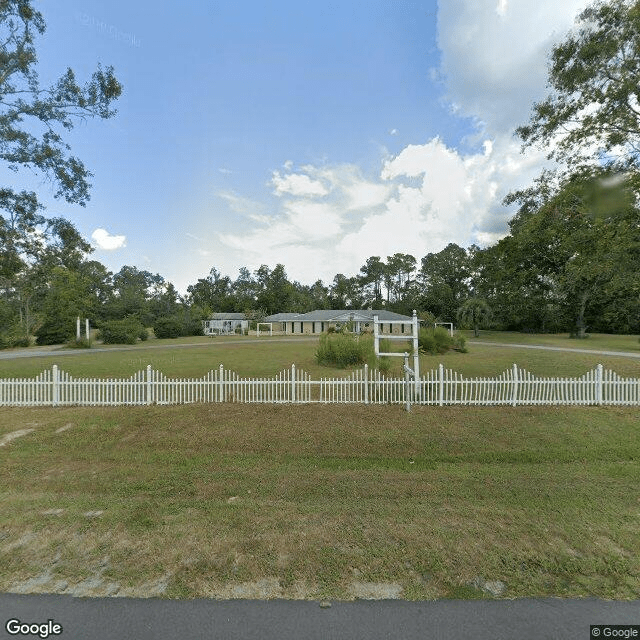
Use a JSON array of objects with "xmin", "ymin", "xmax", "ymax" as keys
[{"xmin": 1, "ymin": 594, "xmax": 639, "ymax": 640}]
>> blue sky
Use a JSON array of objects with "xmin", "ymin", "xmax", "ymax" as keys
[{"xmin": 18, "ymin": 0, "xmax": 590, "ymax": 291}]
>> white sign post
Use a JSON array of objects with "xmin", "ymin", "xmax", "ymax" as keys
[{"xmin": 373, "ymin": 310, "xmax": 420, "ymax": 410}]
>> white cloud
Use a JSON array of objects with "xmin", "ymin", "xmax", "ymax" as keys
[
  {"xmin": 216, "ymin": 136, "xmax": 549, "ymax": 285},
  {"xmin": 196, "ymin": 1, "xmax": 592, "ymax": 288},
  {"xmin": 216, "ymin": 190, "xmax": 261, "ymax": 214},
  {"xmin": 271, "ymin": 171, "xmax": 329, "ymax": 197},
  {"xmin": 91, "ymin": 228, "xmax": 126, "ymax": 250},
  {"xmin": 437, "ymin": 0, "xmax": 589, "ymax": 137}
]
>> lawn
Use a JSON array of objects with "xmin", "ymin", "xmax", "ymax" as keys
[
  {"xmin": 463, "ymin": 330, "xmax": 640, "ymax": 354},
  {"xmin": 0, "ymin": 403, "xmax": 638, "ymax": 600},
  {"xmin": 1, "ymin": 335, "xmax": 639, "ymax": 600},
  {"xmin": 1, "ymin": 332, "xmax": 639, "ymax": 380}
]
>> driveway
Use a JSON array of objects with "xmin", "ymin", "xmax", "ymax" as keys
[{"xmin": 468, "ymin": 341, "xmax": 640, "ymax": 359}]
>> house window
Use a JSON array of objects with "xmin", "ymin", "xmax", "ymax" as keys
[
  {"xmin": 401, "ymin": 323, "xmax": 405, "ymax": 333},
  {"xmin": 312, "ymin": 323, "xmax": 316, "ymax": 334}
]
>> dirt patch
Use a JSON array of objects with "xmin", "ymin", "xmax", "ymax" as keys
[
  {"xmin": 349, "ymin": 582, "xmax": 403, "ymax": 599},
  {"xmin": 2, "ymin": 532, "xmax": 36, "ymax": 552},
  {"xmin": 55, "ymin": 423, "xmax": 74, "ymax": 433},
  {"xmin": 0, "ymin": 428, "xmax": 34, "ymax": 447}
]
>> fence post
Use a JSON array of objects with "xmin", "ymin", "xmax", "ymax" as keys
[
  {"xmin": 291, "ymin": 364, "xmax": 296, "ymax": 403},
  {"xmin": 596, "ymin": 363, "xmax": 603, "ymax": 406},
  {"xmin": 412, "ymin": 310, "xmax": 420, "ymax": 395},
  {"xmin": 404, "ymin": 353, "xmax": 411, "ymax": 412},
  {"xmin": 511, "ymin": 363, "xmax": 518, "ymax": 407},
  {"xmin": 364, "ymin": 364, "xmax": 369, "ymax": 405},
  {"xmin": 219, "ymin": 364, "xmax": 224, "ymax": 402},
  {"xmin": 52, "ymin": 364, "xmax": 59, "ymax": 407},
  {"xmin": 146, "ymin": 365, "xmax": 152, "ymax": 405},
  {"xmin": 438, "ymin": 363, "xmax": 444, "ymax": 407}
]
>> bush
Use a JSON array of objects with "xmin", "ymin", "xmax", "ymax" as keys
[
  {"xmin": 376, "ymin": 356, "xmax": 392, "ymax": 375},
  {"xmin": 98, "ymin": 318, "xmax": 147, "ymax": 345},
  {"xmin": 35, "ymin": 322, "xmax": 74, "ymax": 346},
  {"xmin": 452, "ymin": 333, "xmax": 467, "ymax": 353},
  {"xmin": 316, "ymin": 332, "xmax": 374, "ymax": 368},
  {"xmin": 184, "ymin": 318, "xmax": 204, "ymax": 336},
  {"xmin": 153, "ymin": 316, "xmax": 183, "ymax": 339},
  {"xmin": 0, "ymin": 333, "xmax": 32, "ymax": 349},
  {"xmin": 419, "ymin": 327, "xmax": 453, "ymax": 354},
  {"xmin": 66, "ymin": 338, "xmax": 92, "ymax": 349}
]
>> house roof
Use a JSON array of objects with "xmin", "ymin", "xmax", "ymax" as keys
[
  {"xmin": 263, "ymin": 313, "xmax": 302, "ymax": 322},
  {"xmin": 292, "ymin": 309, "xmax": 413, "ymax": 322},
  {"xmin": 208, "ymin": 313, "xmax": 247, "ymax": 320}
]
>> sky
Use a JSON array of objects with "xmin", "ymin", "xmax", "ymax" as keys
[{"xmin": 13, "ymin": 0, "xmax": 592, "ymax": 292}]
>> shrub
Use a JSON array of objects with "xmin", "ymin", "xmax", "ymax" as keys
[
  {"xmin": 66, "ymin": 338, "xmax": 92, "ymax": 349},
  {"xmin": 184, "ymin": 318, "xmax": 204, "ymax": 336},
  {"xmin": 153, "ymin": 316, "xmax": 183, "ymax": 339},
  {"xmin": 0, "ymin": 333, "xmax": 32, "ymax": 349},
  {"xmin": 452, "ymin": 333, "xmax": 467, "ymax": 352},
  {"xmin": 376, "ymin": 356, "xmax": 392, "ymax": 375},
  {"xmin": 316, "ymin": 332, "xmax": 374, "ymax": 368},
  {"xmin": 419, "ymin": 327, "xmax": 454, "ymax": 355},
  {"xmin": 35, "ymin": 322, "xmax": 74, "ymax": 346},
  {"xmin": 418, "ymin": 330, "xmax": 437, "ymax": 354},
  {"xmin": 98, "ymin": 318, "xmax": 146, "ymax": 345}
]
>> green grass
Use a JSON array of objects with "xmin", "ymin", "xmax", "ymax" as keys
[
  {"xmin": 1, "ymin": 332, "xmax": 639, "ymax": 380},
  {"xmin": 463, "ymin": 330, "xmax": 640, "ymax": 353},
  {"xmin": 1, "ymin": 403, "xmax": 639, "ymax": 600}
]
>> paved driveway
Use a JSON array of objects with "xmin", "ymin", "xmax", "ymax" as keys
[{"xmin": 468, "ymin": 341, "xmax": 640, "ymax": 359}]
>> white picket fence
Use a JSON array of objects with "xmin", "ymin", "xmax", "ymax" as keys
[{"xmin": 1, "ymin": 363, "xmax": 639, "ymax": 407}]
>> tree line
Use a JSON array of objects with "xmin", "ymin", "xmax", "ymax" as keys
[{"xmin": 1, "ymin": 0, "xmax": 638, "ymax": 346}]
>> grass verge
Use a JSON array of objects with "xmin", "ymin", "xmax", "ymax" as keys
[{"xmin": 1, "ymin": 404, "xmax": 638, "ymax": 600}]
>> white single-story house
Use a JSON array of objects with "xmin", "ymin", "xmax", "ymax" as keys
[
  {"xmin": 203, "ymin": 313, "xmax": 249, "ymax": 335},
  {"xmin": 263, "ymin": 309, "xmax": 413, "ymax": 335}
]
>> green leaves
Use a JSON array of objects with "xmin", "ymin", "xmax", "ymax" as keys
[{"xmin": 518, "ymin": 0, "xmax": 640, "ymax": 170}]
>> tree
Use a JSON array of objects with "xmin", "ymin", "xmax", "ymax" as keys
[
  {"xmin": 516, "ymin": 0, "xmax": 640, "ymax": 170},
  {"xmin": 419, "ymin": 244, "xmax": 470, "ymax": 301},
  {"xmin": 505, "ymin": 169, "xmax": 640, "ymax": 337},
  {"xmin": 108, "ymin": 266, "xmax": 157, "ymax": 323},
  {"xmin": 385, "ymin": 253, "xmax": 416, "ymax": 303},
  {"xmin": 0, "ymin": 1, "xmax": 121, "ymax": 339},
  {"xmin": 359, "ymin": 256, "xmax": 385, "ymax": 305},
  {"xmin": 457, "ymin": 298, "xmax": 491, "ymax": 338},
  {"xmin": 187, "ymin": 267, "xmax": 234, "ymax": 314},
  {"xmin": 231, "ymin": 267, "xmax": 258, "ymax": 310},
  {"xmin": 329, "ymin": 273, "xmax": 364, "ymax": 309},
  {"xmin": 255, "ymin": 264, "xmax": 295, "ymax": 313},
  {"xmin": 0, "ymin": 2, "xmax": 122, "ymax": 204}
]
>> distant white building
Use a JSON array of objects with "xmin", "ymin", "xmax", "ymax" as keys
[
  {"xmin": 203, "ymin": 313, "xmax": 249, "ymax": 335},
  {"xmin": 263, "ymin": 309, "xmax": 413, "ymax": 335}
]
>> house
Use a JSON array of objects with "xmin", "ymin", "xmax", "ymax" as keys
[
  {"xmin": 263, "ymin": 309, "xmax": 414, "ymax": 335},
  {"xmin": 203, "ymin": 313, "xmax": 249, "ymax": 335},
  {"xmin": 260, "ymin": 313, "xmax": 301, "ymax": 333}
]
